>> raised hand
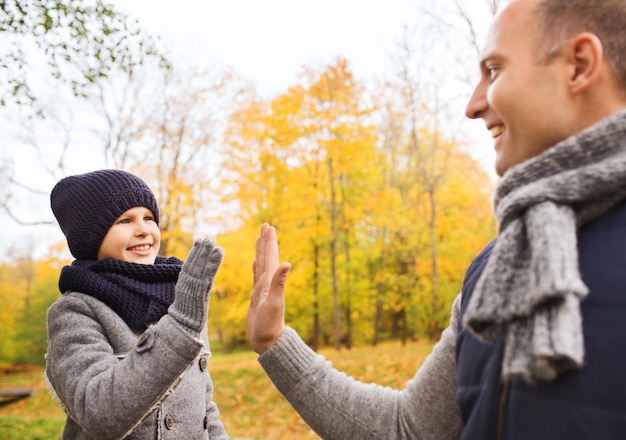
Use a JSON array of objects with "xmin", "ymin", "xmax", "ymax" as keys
[
  {"xmin": 247, "ymin": 224, "xmax": 291, "ymax": 354},
  {"xmin": 169, "ymin": 238, "xmax": 224, "ymax": 334}
]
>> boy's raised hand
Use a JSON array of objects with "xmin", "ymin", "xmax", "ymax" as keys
[
  {"xmin": 169, "ymin": 238, "xmax": 224, "ymax": 335},
  {"xmin": 247, "ymin": 224, "xmax": 291, "ymax": 354}
]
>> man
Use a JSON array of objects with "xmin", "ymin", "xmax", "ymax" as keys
[{"xmin": 247, "ymin": 0, "xmax": 626, "ymax": 438}]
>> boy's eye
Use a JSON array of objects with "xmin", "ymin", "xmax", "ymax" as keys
[
  {"xmin": 144, "ymin": 216, "xmax": 154, "ymax": 222},
  {"xmin": 118, "ymin": 219, "xmax": 131, "ymax": 224}
]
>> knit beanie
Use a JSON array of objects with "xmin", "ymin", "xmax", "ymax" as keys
[{"xmin": 51, "ymin": 169, "xmax": 160, "ymax": 260}]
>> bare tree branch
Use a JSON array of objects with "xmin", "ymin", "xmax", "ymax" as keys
[
  {"xmin": 1, "ymin": 205, "xmax": 54, "ymax": 226},
  {"xmin": 454, "ymin": 0, "xmax": 483, "ymax": 57}
]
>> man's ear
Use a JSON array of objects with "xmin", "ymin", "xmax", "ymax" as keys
[{"xmin": 566, "ymin": 32, "xmax": 604, "ymax": 94}]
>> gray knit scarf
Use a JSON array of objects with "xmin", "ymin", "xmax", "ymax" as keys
[{"xmin": 463, "ymin": 109, "xmax": 626, "ymax": 383}]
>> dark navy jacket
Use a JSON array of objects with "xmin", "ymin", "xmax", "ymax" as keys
[{"xmin": 456, "ymin": 200, "xmax": 626, "ymax": 440}]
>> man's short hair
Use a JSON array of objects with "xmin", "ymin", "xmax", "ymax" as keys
[{"xmin": 532, "ymin": 0, "xmax": 626, "ymax": 93}]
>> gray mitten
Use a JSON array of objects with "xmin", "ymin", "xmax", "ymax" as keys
[{"xmin": 169, "ymin": 238, "xmax": 224, "ymax": 336}]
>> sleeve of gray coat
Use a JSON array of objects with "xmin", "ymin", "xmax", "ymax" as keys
[
  {"xmin": 45, "ymin": 239, "xmax": 227, "ymax": 440},
  {"xmin": 258, "ymin": 294, "xmax": 463, "ymax": 440}
]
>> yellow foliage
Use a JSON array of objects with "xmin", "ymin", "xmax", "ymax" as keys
[{"xmin": 218, "ymin": 58, "xmax": 496, "ymax": 347}]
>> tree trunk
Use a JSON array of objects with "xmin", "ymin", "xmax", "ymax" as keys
[
  {"xmin": 312, "ymin": 242, "xmax": 320, "ymax": 351},
  {"xmin": 328, "ymin": 158, "xmax": 341, "ymax": 350},
  {"xmin": 373, "ymin": 247, "xmax": 385, "ymax": 347},
  {"xmin": 428, "ymin": 188, "xmax": 440, "ymax": 326}
]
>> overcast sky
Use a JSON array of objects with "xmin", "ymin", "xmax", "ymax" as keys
[{"xmin": 110, "ymin": 0, "xmax": 433, "ymax": 96}]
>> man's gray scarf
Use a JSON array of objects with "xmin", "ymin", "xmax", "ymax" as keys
[{"xmin": 463, "ymin": 109, "xmax": 626, "ymax": 383}]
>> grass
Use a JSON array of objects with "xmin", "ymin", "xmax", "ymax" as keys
[
  {"xmin": 0, "ymin": 339, "xmax": 433, "ymax": 440},
  {"xmin": 0, "ymin": 369, "xmax": 65, "ymax": 440},
  {"xmin": 0, "ymin": 416, "xmax": 64, "ymax": 440}
]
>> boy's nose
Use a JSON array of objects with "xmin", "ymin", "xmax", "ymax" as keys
[{"xmin": 135, "ymin": 222, "xmax": 150, "ymax": 236}]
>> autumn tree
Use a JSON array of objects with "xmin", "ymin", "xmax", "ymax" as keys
[
  {"xmin": 364, "ymin": 0, "xmax": 498, "ymax": 340},
  {"xmin": 219, "ymin": 58, "xmax": 380, "ymax": 350},
  {"xmin": 299, "ymin": 59, "xmax": 380, "ymax": 349},
  {"xmin": 0, "ymin": 0, "xmax": 166, "ymax": 110},
  {"xmin": 105, "ymin": 66, "xmax": 250, "ymax": 257},
  {"xmin": 217, "ymin": 57, "xmax": 494, "ymax": 350},
  {"xmin": 368, "ymin": 86, "xmax": 496, "ymax": 344},
  {"xmin": 0, "ymin": 242, "xmax": 69, "ymax": 365}
]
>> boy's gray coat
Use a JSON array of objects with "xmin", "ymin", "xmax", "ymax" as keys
[{"xmin": 46, "ymin": 291, "xmax": 228, "ymax": 439}]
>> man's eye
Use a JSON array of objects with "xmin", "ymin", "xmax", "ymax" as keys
[{"xmin": 487, "ymin": 67, "xmax": 498, "ymax": 80}]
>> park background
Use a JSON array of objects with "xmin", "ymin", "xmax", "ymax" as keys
[{"xmin": 0, "ymin": 0, "xmax": 498, "ymax": 438}]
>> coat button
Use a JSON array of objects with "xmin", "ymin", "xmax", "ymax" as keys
[
  {"xmin": 199, "ymin": 356, "xmax": 208, "ymax": 371},
  {"xmin": 135, "ymin": 331, "xmax": 153, "ymax": 353},
  {"xmin": 136, "ymin": 331, "xmax": 150, "ymax": 345},
  {"xmin": 165, "ymin": 414, "xmax": 175, "ymax": 430},
  {"xmin": 204, "ymin": 415, "xmax": 209, "ymax": 430}
]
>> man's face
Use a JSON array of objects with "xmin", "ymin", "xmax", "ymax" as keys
[
  {"xmin": 465, "ymin": 0, "xmax": 576, "ymax": 176},
  {"xmin": 97, "ymin": 206, "xmax": 161, "ymax": 264}
]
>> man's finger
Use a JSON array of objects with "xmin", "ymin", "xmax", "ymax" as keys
[{"xmin": 261, "ymin": 225, "xmax": 279, "ymax": 282}]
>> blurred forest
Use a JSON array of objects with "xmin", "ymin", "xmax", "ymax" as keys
[{"xmin": 0, "ymin": 0, "xmax": 497, "ymax": 365}]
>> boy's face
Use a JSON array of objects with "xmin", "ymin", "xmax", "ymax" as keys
[{"xmin": 97, "ymin": 206, "xmax": 161, "ymax": 264}]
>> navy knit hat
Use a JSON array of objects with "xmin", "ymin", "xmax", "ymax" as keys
[{"xmin": 51, "ymin": 169, "xmax": 160, "ymax": 260}]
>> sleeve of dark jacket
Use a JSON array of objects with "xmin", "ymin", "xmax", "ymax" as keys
[{"xmin": 258, "ymin": 294, "xmax": 463, "ymax": 440}]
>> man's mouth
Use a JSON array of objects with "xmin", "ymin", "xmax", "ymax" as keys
[{"xmin": 491, "ymin": 125, "xmax": 504, "ymax": 138}]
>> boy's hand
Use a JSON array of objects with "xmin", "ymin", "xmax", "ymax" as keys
[
  {"xmin": 182, "ymin": 237, "xmax": 224, "ymax": 285},
  {"xmin": 170, "ymin": 238, "xmax": 224, "ymax": 334},
  {"xmin": 247, "ymin": 224, "xmax": 291, "ymax": 354}
]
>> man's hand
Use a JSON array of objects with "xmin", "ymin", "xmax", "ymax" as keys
[{"xmin": 247, "ymin": 223, "xmax": 291, "ymax": 354}]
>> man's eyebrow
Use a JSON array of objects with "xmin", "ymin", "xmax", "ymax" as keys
[
  {"xmin": 477, "ymin": 57, "xmax": 491, "ymax": 75},
  {"xmin": 479, "ymin": 53, "xmax": 504, "ymax": 70}
]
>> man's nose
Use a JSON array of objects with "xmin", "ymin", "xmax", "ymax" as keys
[{"xmin": 465, "ymin": 81, "xmax": 488, "ymax": 120}]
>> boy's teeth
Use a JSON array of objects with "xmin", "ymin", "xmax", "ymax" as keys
[{"xmin": 491, "ymin": 125, "xmax": 504, "ymax": 138}]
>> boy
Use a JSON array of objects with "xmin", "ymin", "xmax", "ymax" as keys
[{"xmin": 46, "ymin": 169, "xmax": 228, "ymax": 439}]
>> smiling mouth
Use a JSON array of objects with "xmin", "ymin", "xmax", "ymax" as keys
[
  {"xmin": 128, "ymin": 244, "xmax": 151, "ymax": 252},
  {"xmin": 491, "ymin": 125, "xmax": 504, "ymax": 138}
]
